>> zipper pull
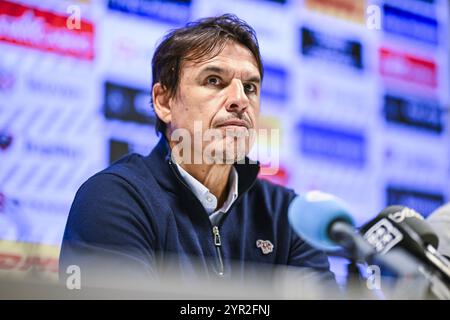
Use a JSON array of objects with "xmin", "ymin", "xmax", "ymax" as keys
[
  {"xmin": 212, "ymin": 226, "xmax": 224, "ymax": 276},
  {"xmin": 213, "ymin": 226, "xmax": 221, "ymax": 246}
]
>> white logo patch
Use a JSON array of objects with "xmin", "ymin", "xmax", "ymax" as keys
[{"xmin": 256, "ymin": 240, "xmax": 274, "ymax": 255}]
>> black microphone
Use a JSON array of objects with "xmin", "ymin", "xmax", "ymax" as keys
[
  {"xmin": 388, "ymin": 205, "xmax": 439, "ymax": 248},
  {"xmin": 360, "ymin": 206, "xmax": 450, "ymax": 299}
]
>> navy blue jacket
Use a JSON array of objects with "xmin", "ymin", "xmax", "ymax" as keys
[{"xmin": 60, "ymin": 138, "xmax": 335, "ymax": 289}]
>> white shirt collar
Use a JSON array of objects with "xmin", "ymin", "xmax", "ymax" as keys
[{"xmin": 175, "ymin": 164, "xmax": 239, "ymax": 216}]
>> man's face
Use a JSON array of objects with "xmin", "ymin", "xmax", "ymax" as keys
[{"xmin": 168, "ymin": 41, "xmax": 261, "ymax": 164}]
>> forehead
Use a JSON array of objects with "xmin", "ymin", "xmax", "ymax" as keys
[{"xmin": 182, "ymin": 41, "xmax": 260, "ymax": 77}]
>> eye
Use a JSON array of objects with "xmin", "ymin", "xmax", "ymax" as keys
[
  {"xmin": 206, "ymin": 76, "xmax": 221, "ymax": 86},
  {"xmin": 244, "ymin": 83, "xmax": 257, "ymax": 94}
]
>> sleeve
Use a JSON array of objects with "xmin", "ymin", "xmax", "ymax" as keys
[
  {"xmin": 59, "ymin": 173, "xmax": 159, "ymax": 290},
  {"xmin": 288, "ymin": 231, "xmax": 331, "ymax": 271},
  {"xmin": 285, "ymin": 232, "xmax": 341, "ymax": 297}
]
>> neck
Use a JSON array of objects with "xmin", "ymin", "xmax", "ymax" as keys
[
  {"xmin": 168, "ymin": 140, "xmax": 234, "ymax": 208},
  {"xmin": 180, "ymin": 162, "xmax": 232, "ymax": 208}
]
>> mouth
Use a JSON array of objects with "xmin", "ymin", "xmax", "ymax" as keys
[{"xmin": 215, "ymin": 119, "xmax": 250, "ymax": 129}]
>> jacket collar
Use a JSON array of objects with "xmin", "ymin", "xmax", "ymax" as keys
[{"xmin": 144, "ymin": 137, "xmax": 260, "ymax": 197}]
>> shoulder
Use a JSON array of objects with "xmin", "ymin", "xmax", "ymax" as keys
[
  {"xmin": 74, "ymin": 153, "xmax": 160, "ymax": 200},
  {"xmin": 65, "ymin": 154, "xmax": 160, "ymax": 241},
  {"xmin": 253, "ymin": 178, "xmax": 296, "ymax": 196},
  {"xmin": 249, "ymin": 178, "xmax": 297, "ymax": 213},
  {"xmin": 99, "ymin": 153, "xmax": 155, "ymax": 185}
]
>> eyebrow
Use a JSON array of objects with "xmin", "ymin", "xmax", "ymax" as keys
[{"xmin": 198, "ymin": 65, "xmax": 261, "ymax": 84}]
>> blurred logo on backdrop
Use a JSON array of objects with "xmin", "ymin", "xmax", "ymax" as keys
[
  {"xmin": 0, "ymin": 193, "xmax": 31, "ymax": 244},
  {"xmin": 305, "ymin": 82, "xmax": 365, "ymax": 110},
  {"xmin": 0, "ymin": 240, "xmax": 59, "ymax": 282},
  {"xmin": 0, "ymin": 192, "xmax": 4, "ymax": 212},
  {"xmin": 112, "ymin": 36, "xmax": 153, "ymax": 68},
  {"xmin": 0, "ymin": 189, "xmax": 70, "ymax": 246},
  {"xmin": 261, "ymin": 65, "xmax": 288, "ymax": 103},
  {"xmin": 386, "ymin": 185, "xmax": 444, "ymax": 217},
  {"xmin": 0, "ymin": 132, "xmax": 13, "ymax": 151},
  {"xmin": 24, "ymin": 140, "xmax": 82, "ymax": 159},
  {"xmin": 108, "ymin": 138, "xmax": 156, "ymax": 164},
  {"xmin": 305, "ymin": 0, "xmax": 366, "ymax": 24},
  {"xmin": 383, "ymin": 93, "xmax": 443, "ymax": 134},
  {"xmin": 301, "ymin": 27, "xmax": 363, "ymax": 70},
  {"xmin": 297, "ymin": 121, "xmax": 366, "ymax": 168},
  {"xmin": 0, "ymin": 67, "xmax": 15, "ymax": 93},
  {"xmin": 25, "ymin": 76, "xmax": 84, "ymax": 100},
  {"xmin": 301, "ymin": 79, "xmax": 370, "ymax": 126},
  {"xmin": 0, "ymin": 0, "xmax": 95, "ymax": 60},
  {"xmin": 383, "ymin": 3, "xmax": 439, "ymax": 45},
  {"xmin": 379, "ymin": 47, "xmax": 437, "ymax": 88},
  {"xmin": 109, "ymin": 139, "xmax": 130, "ymax": 164},
  {"xmin": 384, "ymin": 146, "xmax": 444, "ymax": 175},
  {"xmin": 104, "ymin": 81, "xmax": 155, "ymax": 125},
  {"xmin": 107, "ymin": 0, "xmax": 191, "ymax": 25}
]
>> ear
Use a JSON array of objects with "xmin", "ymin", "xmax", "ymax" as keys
[{"xmin": 152, "ymin": 82, "xmax": 172, "ymax": 126}]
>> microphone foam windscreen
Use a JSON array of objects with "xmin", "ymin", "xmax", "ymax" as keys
[{"xmin": 288, "ymin": 191, "xmax": 354, "ymax": 251}]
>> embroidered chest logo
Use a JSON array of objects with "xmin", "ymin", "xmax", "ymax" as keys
[{"xmin": 256, "ymin": 239, "xmax": 274, "ymax": 255}]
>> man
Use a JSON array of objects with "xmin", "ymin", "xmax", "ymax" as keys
[{"xmin": 60, "ymin": 14, "xmax": 335, "ymax": 294}]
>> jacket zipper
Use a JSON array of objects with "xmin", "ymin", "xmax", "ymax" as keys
[
  {"xmin": 212, "ymin": 226, "xmax": 224, "ymax": 276},
  {"xmin": 168, "ymin": 158, "xmax": 258, "ymax": 277}
]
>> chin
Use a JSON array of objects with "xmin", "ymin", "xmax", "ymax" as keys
[{"xmin": 203, "ymin": 138, "xmax": 249, "ymax": 165}]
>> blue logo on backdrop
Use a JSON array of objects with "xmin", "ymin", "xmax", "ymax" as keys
[
  {"xmin": 383, "ymin": 4, "xmax": 439, "ymax": 45},
  {"xmin": 386, "ymin": 186, "xmax": 444, "ymax": 217},
  {"xmin": 108, "ymin": 0, "xmax": 191, "ymax": 25},
  {"xmin": 298, "ymin": 121, "xmax": 366, "ymax": 167},
  {"xmin": 301, "ymin": 27, "xmax": 363, "ymax": 70},
  {"xmin": 383, "ymin": 94, "xmax": 443, "ymax": 134},
  {"xmin": 261, "ymin": 65, "xmax": 287, "ymax": 103}
]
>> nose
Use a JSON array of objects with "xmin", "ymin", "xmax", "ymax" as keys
[{"xmin": 225, "ymin": 79, "xmax": 249, "ymax": 114}]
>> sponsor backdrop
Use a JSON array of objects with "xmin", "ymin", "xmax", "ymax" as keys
[{"xmin": 0, "ymin": 0, "xmax": 449, "ymax": 280}]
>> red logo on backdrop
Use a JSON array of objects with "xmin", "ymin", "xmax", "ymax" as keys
[
  {"xmin": 0, "ymin": 0, "xmax": 94, "ymax": 60},
  {"xmin": 0, "ymin": 253, "xmax": 58, "ymax": 273},
  {"xmin": 379, "ymin": 47, "xmax": 437, "ymax": 88}
]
